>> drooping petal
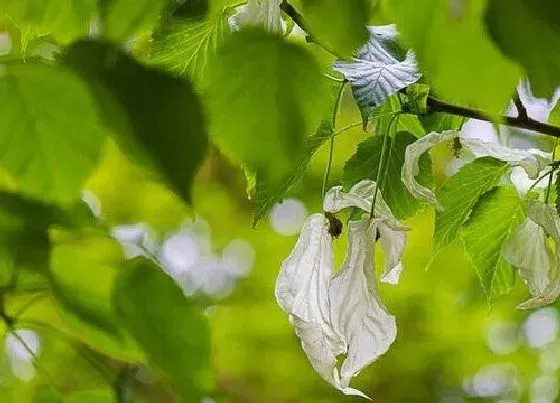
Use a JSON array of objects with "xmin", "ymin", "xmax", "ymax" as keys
[
  {"xmin": 329, "ymin": 218, "xmax": 397, "ymax": 390},
  {"xmin": 503, "ymin": 218, "xmax": 553, "ymax": 296},
  {"xmin": 401, "ymin": 131, "xmax": 458, "ymax": 210},
  {"xmin": 324, "ymin": 180, "xmax": 408, "ymax": 283},
  {"xmin": 517, "ymin": 201, "xmax": 560, "ymax": 309},
  {"xmin": 275, "ymin": 214, "xmax": 346, "ymax": 390},
  {"xmin": 229, "ymin": 0, "xmax": 282, "ymax": 33},
  {"xmin": 401, "ymin": 131, "xmax": 552, "ymax": 209}
]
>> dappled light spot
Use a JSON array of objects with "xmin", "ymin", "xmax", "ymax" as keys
[
  {"xmin": 487, "ymin": 322, "xmax": 521, "ymax": 355},
  {"xmin": 269, "ymin": 199, "xmax": 307, "ymax": 236},
  {"xmin": 524, "ymin": 308, "xmax": 559, "ymax": 349},
  {"xmin": 530, "ymin": 375, "xmax": 559, "ymax": 403}
]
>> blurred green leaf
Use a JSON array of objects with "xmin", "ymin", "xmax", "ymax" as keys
[
  {"xmin": 64, "ymin": 40, "xmax": 208, "ymax": 204},
  {"xmin": 386, "ymin": 0, "xmax": 521, "ymax": 115},
  {"xmin": 300, "ymin": 0, "xmax": 369, "ymax": 57},
  {"xmin": 208, "ymin": 29, "xmax": 329, "ymax": 181},
  {"xmin": 114, "ymin": 257, "xmax": 211, "ymax": 402},
  {"xmin": 420, "ymin": 113, "xmax": 465, "ymax": 133},
  {"xmin": 104, "ymin": 0, "xmax": 167, "ymax": 42},
  {"xmin": 485, "ymin": 0, "xmax": 560, "ymax": 98},
  {"xmin": 34, "ymin": 387, "xmax": 62, "ymax": 403},
  {"xmin": 49, "ymin": 230, "xmax": 143, "ymax": 362},
  {"xmin": 372, "ymin": 95, "xmax": 425, "ymax": 138},
  {"xmin": 549, "ymin": 99, "xmax": 560, "ymax": 127},
  {"xmin": 64, "ymin": 389, "xmax": 115, "ymax": 403},
  {"xmin": 1, "ymin": 0, "xmax": 96, "ymax": 44},
  {"xmin": 0, "ymin": 64, "xmax": 106, "ymax": 205},
  {"xmin": 434, "ymin": 157, "xmax": 508, "ymax": 254},
  {"xmin": 343, "ymin": 131, "xmax": 432, "ymax": 220},
  {"xmin": 162, "ymin": 0, "xmax": 209, "ymax": 21},
  {"xmin": 254, "ymin": 120, "xmax": 333, "ymax": 226},
  {"xmin": 461, "ymin": 185, "xmax": 524, "ymax": 301},
  {"xmin": 151, "ymin": 6, "xmax": 231, "ymax": 84}
]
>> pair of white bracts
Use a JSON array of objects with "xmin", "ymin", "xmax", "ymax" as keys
[{"xmin": 275, "ymin": 180, "xmax": 406, "ymax": 399}]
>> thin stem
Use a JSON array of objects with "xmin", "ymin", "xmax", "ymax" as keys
[
  {"xmin": 370, "ymin": 114, "xmax": 399, "ymax": 218},
  {"xmin": 114, "ymin": 365, "xmax": 138, "ymax": 403},
  {"xmin": 528, "ymin": 169, "xmax": 554, "ymax": 194},
  {"xmin": 546, "ymin": 138, "xmax": 558, "ymax": 203},
  {"xmin": 9, "ymin": 328, "xmax": 56, "ymax": 386},
  {"xmin": 321, "ymin": 82, "xmax": 346, "ymax": 197},
  {"xmin": 380, "ymin": 116, "xmax": 400, "ymax": 194},
  {"xmin": 513, "ymin": 91, "xmax": 528, "ymax": 120}
]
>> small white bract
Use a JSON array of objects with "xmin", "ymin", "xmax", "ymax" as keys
[
  {"xmin": 401, "ymin": 130, "xmax": 551, "ymax": 210},
  {"xmin": 276, "ymin": 180, "xmax": 405, "ymax": 398},
  {"xmin": 229, "ymin": 0, "xmax": 283, "ymax": 33}
]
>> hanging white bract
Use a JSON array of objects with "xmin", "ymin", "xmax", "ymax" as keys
[{"xmin": 276, "ymin": 180, "xmax": 406, "ymax": 398}]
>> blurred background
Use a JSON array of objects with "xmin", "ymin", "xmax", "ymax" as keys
[{"xmin": 0, "ymin": 85, "xmax": 558, "ymax": 403}]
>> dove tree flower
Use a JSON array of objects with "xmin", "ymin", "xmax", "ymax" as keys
[
  {"xmin": 401, "ymin": 130, "xmax": 551, "ymax": 210},
  {"xmin": 276, "ymin": 180, "xmax": 406, "ymax": 398}
]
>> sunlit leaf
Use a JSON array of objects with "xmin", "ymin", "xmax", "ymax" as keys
[
  {"xmin": 385, "ymin": 0, "xmax": 521, "ymax": 115},
  {"xmin": 50, "ymin": 230, "xmax": 143, "ymax": 362},
  {"xmin": 461, "ymin": 185, "xmax": 524, "ymax": 301},
  {"xmin": 433, "ymin": 157, "xmax": 508, "ymax": 254},
  {"xmin": 486, "ymin": 0, "xmax": 560, "ymax": 98},
  {"xmin": 343, "ymin": 131, "xmax": 432, "ymax": 220},
  {"xmin": 104, "ymin": 0, "xmax": 167, "ymax": 42},
  {"xmin": 208, "ymin": 29, "xmax": 329, "ymax": 180},
  {"xmin": 0, "ymin": 64, "xmax": 106, "ymax": 205},
  {"xmin": 114, "ymin": 257, "xmax": 211, "ymax": 401},
  {"xmin": 300, "ymin": 0, "xmax": 370, "ymax": 58},
  {"xmin": 64, "ymin": 40, "xmax": 208, "ymax": 204}
]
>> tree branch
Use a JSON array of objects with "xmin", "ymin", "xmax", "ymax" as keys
[
  {"xmin": 513, "ymin": 91, "xmax": 528, "ymax": 120},
  {"xmin": 427, "ymin": 96, "xmax": 560, "ymax": 139}
]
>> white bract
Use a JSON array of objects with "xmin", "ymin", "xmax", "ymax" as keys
[
  {"xmin": 401, "ymin": 131, "xmax": 551, "ymax": 210},
  {"xmin": 333, "ymin": 25, "xmax": 421, "ymax": 120},
  {"xmin": 514, "ymin": 201, "xmax": 560, "ymax": 309},
  {"xmin": 229, "ymin": 0, "xmax": 283, "ymax": 33},
  {"xmin": 276, "ymin": 180, "xmax": 405, "ymax": 398}
]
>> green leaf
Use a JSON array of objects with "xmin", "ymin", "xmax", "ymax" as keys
[
  {"xmin": 420, "ymin": 113, "xmax": 465, "ymax": 133},
  {"xmin": 64, "ymin": 389, "xmax": 115, "ymax": 403},
  {"xmin": 114, "ymin": 257, "xmax": 211, "ymax": 402},
  {"xmin": 406, "ymin": 83, "xmax": 430, "ymax": 115},
  {"xmin": 64, "ymin": 40, "xmax": 208, "ymax": 204},
  {"xmin": 104, "ymin": 0, "xmax": 167, "ymax": 41},
  {"xmin": 372, "ymin": 95, "xmax": 425, "ymax": 138},
  {"xmin": 151, "ymin": 7, "xmax": 231, "ymax": 84},
  {"xmin": 1, "ymin": 0, "xmax": 96, "ymax": 44},
  {"xmin": 385, "ymin": 0, "xmax": 521, "ymax": 115},
  {"xmin": 253, "ymin": 120, "xmax": 333, "ymax": 226},
  {"xmin": 343, "ymin": 131, "xmax": 432, "ymax": 220},
  {"xmin": 549, "ymin": 99, "xmax": 560, "ymax": 127},
  {"xmin": 0, "ymin": 64, "xmax": 106, "ymax": 205},
  {"xmin": 34, "ymin": 388, "xmax": 62, "ymax": 403},
  {"xmin": 300, "ymin": 0, "xmax": 370, "ymax": 58},
  {"xmin": 207, "ymin": 29, "xmax": 329, "ymax": 180},
  {"xmin": 49, "ymin": 230, "xmax": 143, "ymax": 362},
  {"xmin": 434, "ymin": 157, "xmax": 509, "ymax": 254},
  {"xmin": 461, "ymin": 185, "xmax": 524, "ymax": 301},
  {"xmin": 486, "ymin": 0, "xmax": 560, "ymax": 98}
]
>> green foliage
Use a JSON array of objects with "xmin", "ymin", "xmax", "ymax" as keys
[
  {"xmin": 405, "ymin": 84, "xmax": 430, "ymax": 115},
  {"xmin": 207, "ymin": 29, "xmax": 329, "ymax": 180},
  {"xmin": 49, "ymin": 230, "xmax": 143, "ymax": 362},
  {"xmin": 372, "ymin": 95, "xmax": 425, "ymax": 138},
  {"xmin": 113, "ymin": 257, "xmax": 211, "ymax": 402},
  {"xmin": 299, "ymin": 0, "xmax": 369, "ymax": 58},
  {"xmin": 151, "ymin": 4, "xmax": 231, "ymax": 84},
  {"xmin": 420, "ymin": 113, "xmax": 465, "ymax": 133},
  {"xmin": 1, "ymin": 0, "xmax": 96, "ymax": 44},
  {"xmin": 0, "ymin": 65, "xmax": 106, "ymax": 205},
  {"xmin": 486, "ymin": 0, "xmax": 560, "ymax": 98},
  {"xmin": 343, "ymin": 131, "xmax": 432, "ymax": 220},
  {"xmin": 253, "ymin": 120, "xmax": 333, "ymax": 226},
  {"xmin": 433, "ymin": 157, "xmax": 508, "ymax": 254},
  {"xmin": 64, "ymin": 40, "xmax": 208, "ymax": 204},
  {"xmin": 64, "ymin": 389, "xmax": 115, "ymax": 403},
  {"xmin": 103, "ymin": 0, "xmax": 167, "ymax": 42},
  {"xmin": 385, "ymin": 0, "xmax": 521, "ymax": 115},
  {"xmin": 461, "ymin": 185, "xmax": 524, "ymax": 301}
]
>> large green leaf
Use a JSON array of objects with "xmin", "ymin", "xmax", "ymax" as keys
[
  {"xmin": 64, "ymin": 40, "xmax": 208, "ymax": 203},
  {"xmin": 207, "ymin": 29, "xmax": 329, "ymax": 180},
  {"xmin": 420, "ymin": 113, "xmax": 465, "ymax": 134},
  {"xmin": 433, "ymin": 157, "xmax": 508, "ymax": 254},
  {"xmin": 0, "ymin": 64, "xmax": 106, "ymax": 205},
  {"xmin": 343, "ymin": 131, "xmax": 432, "ymax": 220},
  {"xmin": 461, "ymin": 185, "xmax": 524, "ymax": 301},
  {"xmin": 372, "ymin": 95, "xmax": 425, "ymax": 138},
  {"xmin": 104, "ymin": 0, "xmax": 167, "ymax": 41},
  {"xmin": 1, "ymin": 0, "xmax": 96, "ymax": 44},
  {"xmin": 486, "ymin": 0, "xmax": 560, "ymax": 98},
  {"xmin": 385, "ymin": 0, "xmax": 521, "ymax": 115},
  {"xmin": 151, "ymin": 5, "xmax": 231, "ymax": 84},
  {"xmin": 253, "ymin": 120, "xmax": 333, "ymax": 226},
  {"xmin": 114, "ymin": 257, "xmax": 211, "ymax": 402},
  {"xmin": 49, "ymin": 230, "xmax": 143, "ymax": 362},
  {"xmin": 64, "ymin": 389, "xmax": 115, "ymax": 403}
]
